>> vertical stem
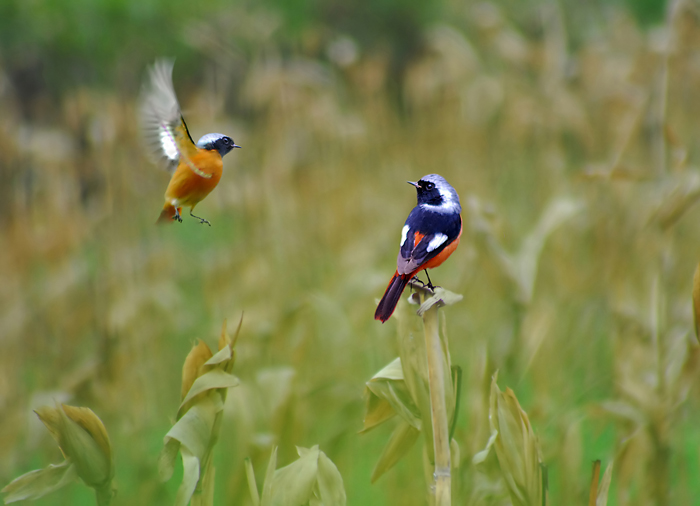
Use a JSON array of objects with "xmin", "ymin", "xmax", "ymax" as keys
[
  {"xmin": 420, "ymin": 291, "xmax": 451, "ymax": 506},
  {"xmin": 654, "ymin": 0, "xmax": 680, "ymax": 177},
  {"xmin": 588, "ymin": 460, "xmax": 601, "ymax": 506},
  {"xmin": 192, "ymin": 454, "xmax": 215, "ymax": 506},
  {"xmin": 95, "ymin": 486, "xmax": 113, "ymax": 506},
  {"xmin": 650, "ymin": 275, "xmax": 670, "ymax": 505}
]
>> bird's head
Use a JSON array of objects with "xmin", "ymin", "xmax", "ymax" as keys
[
  {"xmin": 197, "ymin": 133, "xmax": 241, "ymax": 158},
  {"xmin": 408, "ymin": 174, "xmax": 461, "ymax": 212}
]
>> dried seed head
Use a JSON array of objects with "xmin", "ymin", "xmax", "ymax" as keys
[
  {"xmin": 692, "ymin": 262, "xmax": 700, "ymax": 342},
  {"xmin": 489, "ymin": 375, "xmax": 543, "ymax": 506},
  {"xmin": 181, "ymin": 340, "xmax": 214, "ymax": 401},
  {"xmin": 34, "ymin": 405, "xmax": 114, "ymax": 492}
]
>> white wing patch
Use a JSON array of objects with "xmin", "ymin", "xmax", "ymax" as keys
[
  {"xmin": 427, "ymin": 233, "xmax": 448, "ymax": 252},
  {"xmin": 400, "ymin": 225, "xmax": 410, "ymax": 247},
  {"xmin": 159, "ymin": 127, "xmax": 179, "ymax": 161}
]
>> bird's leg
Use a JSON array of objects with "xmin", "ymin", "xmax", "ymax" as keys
[
  {"xmin": 172, "ymin": 207, "xmax": 183, "ymax": 223},
  {"xmin": 190, "ymin": 209, "xmax": 211, "ymax": 226},
  {"xmin": 424, "ymin": 270, "xmax": 435, "ymax": 290}
]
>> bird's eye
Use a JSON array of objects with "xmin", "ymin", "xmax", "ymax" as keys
[
  {"xmin": 223, "ymin": 138, "xmax": 231, "ymax": 145},
  {"xmin": 425, "ymin": 182, "xmax": 434, "ymax": 190}
]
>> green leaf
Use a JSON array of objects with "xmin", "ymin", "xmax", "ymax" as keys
[
  {"xmin": 205, "ymin": 345, "xmax": 232, "ymax": 366},
  {"xmin": 261, "ymin": 447, "xmax": 278, "ymax": 506},
  {"xmin": 158, "ymin": 438, "xmax": 180, "ymax": 482},
  {"xmin": 366, "ymin": 380, "xmax": 421, "ymax": 430},
  {"xmin": 360, "ymin": 393, "xmax": 396, "ymax": 433},
  {"xmin": 316, "ymin": 451, "xmax": 346, "ymax": 506},
  {"xmin": 167, "ymin": 395, "xmax": 222, "ymax": 460},
  {"xmin": 268, "ymin": 446, "xmax": 319, "ymax": 506},
  {"xmin": 371, "ymin": 421, "xmax": 420, "ymax": 483},
  {"xmin": 174, "ymin": 448, "xmax": 200, "ymax": 506},
  {"xmin": 366, "ymin": 358, "xmax": 421, "ymax": 429},
  {"xmin": 245, "ymin": 458, "xmax": 260, "ymax": 506},
  {"xmin": 2, "ymin": 461, "xmax": 77, "ymax": 503},
  {"xmin": 371, "ymin": 358, "xmax": 404, "ymax": 381}
]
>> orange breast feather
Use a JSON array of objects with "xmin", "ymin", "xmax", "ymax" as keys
[{"xmin": 164, "ymin": 150, "xmax": 223, "ymax": 207}]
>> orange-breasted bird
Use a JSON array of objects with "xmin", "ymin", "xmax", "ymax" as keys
[
  {"xmin": 375, "ymin": 174, "xmax": 462, "ymax": 322},
  {"xmin": 140, "ymin": 60, "xmax": 240, "ymax": 226}
]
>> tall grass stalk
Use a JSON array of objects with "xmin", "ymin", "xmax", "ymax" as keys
[
  {"xmin": 588, "ymin": 460, "xmax": 601, "ymax": 506},
  {"xmin": 412, "ymin": 281, "xmax": 451, "ymax": 506}
]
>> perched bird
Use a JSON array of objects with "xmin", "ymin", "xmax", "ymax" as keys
[
  {"xmin": 375, "ymin": 174, "xmax": 462, "ymax": 323},
  {"xmin": 140, "ymin": 59, "xmax": 240, "ymax": 225}
]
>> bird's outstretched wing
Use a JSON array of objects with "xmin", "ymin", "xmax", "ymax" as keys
[{"xmin": 140, "ymin": 59, "xmax": 198, "ymax": 173}]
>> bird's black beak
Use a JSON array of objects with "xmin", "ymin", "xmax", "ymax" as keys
[
  {"xmin": 233, "ymin": 143, "xmax": 242, "ymax": 149},
  {"xmin": 407, "ymin": 181, "xmax": 420, "ymax": 188}
]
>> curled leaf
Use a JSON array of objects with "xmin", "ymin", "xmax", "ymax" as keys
[
  {"xmin": 416, "ymin": 288, "xmax": 463, "ymax": 316},
  {"xmin": 178, "ymin": 369, "xmax": 240, "ymax": 418},
  {"xmin": 174, "ymin": 448, "xmax": 200, "ymax": 506},
  {"xmin": 158, "ymin": 438, "xmax": 180, "ymax": 482},
  {"xmin": 205, "ymin": 345, "xmax": 232, "ymax": 366},
  {"xmin": 165, "ymin": 395, "xmax": 222, "ymax": 506}
]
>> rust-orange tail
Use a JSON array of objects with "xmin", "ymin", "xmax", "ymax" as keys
[
  {"xmin": 156, "ymin": 204, "xmax": 180, "ymax": 224},
  {"xmin": 375, "ymin": 271, "xmax": 410, "ymax": 323}
]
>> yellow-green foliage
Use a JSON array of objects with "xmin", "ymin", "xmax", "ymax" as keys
[
  {"xmin": 2, "ymin": 2, "xmax": 700, "ymax": 505},
  {"xmin": 3, "ymin": 405, "xmax": 114, "ymax": 505}
]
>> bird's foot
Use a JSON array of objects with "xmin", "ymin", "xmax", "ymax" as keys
[
  {"xmin": 410, "ymin": 275, "xmax": 427, "ymax": 287},
  {"xmin": 424, "ymin": 270, "xmax": 437, "ymax": 290},
  {"xmin": 190, "ymin": 210, "xmax": 211, "ymax": 226},
  {"xmin": 172, "ymin": 213, "xmax": 183, "ymax": 223}
]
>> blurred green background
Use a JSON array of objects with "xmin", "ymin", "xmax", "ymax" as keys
[{"xmin": 2, "ymin": 0, "xmax": 700, "ymax": 504}]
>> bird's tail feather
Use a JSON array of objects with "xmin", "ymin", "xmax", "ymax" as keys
[
  {"xmin": 156, "ymin": 204, "xmax": 180, "ymax": 225},
  {"xmin": 374, "ymin": 272, "xmax": 410, "ymax": 323}
]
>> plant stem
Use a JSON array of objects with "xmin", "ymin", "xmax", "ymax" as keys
[
  {"xmin": 588, "ymin": 460, "xmax": 600, "ymax": 506},
  {"xmin": 418, "ymin": 287, "xmax": 451, "ymax": 506}
]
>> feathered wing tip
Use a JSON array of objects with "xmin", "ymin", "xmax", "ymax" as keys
[
  {"xmin": 140, "ymin": 59, "xmax": 184, "ymax": 172},
  {"xmin": 374, "ymin": 273, "xmax": 410, "ymax": 323}
]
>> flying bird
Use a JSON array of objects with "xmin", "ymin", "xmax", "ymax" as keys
[
  {"xmin": 140, "ymin": 59, "xmax": 240, "ymax": 225},
  {"xmin": 375, "ymin": 174, "xmax": 462, "ymax": 322}
]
